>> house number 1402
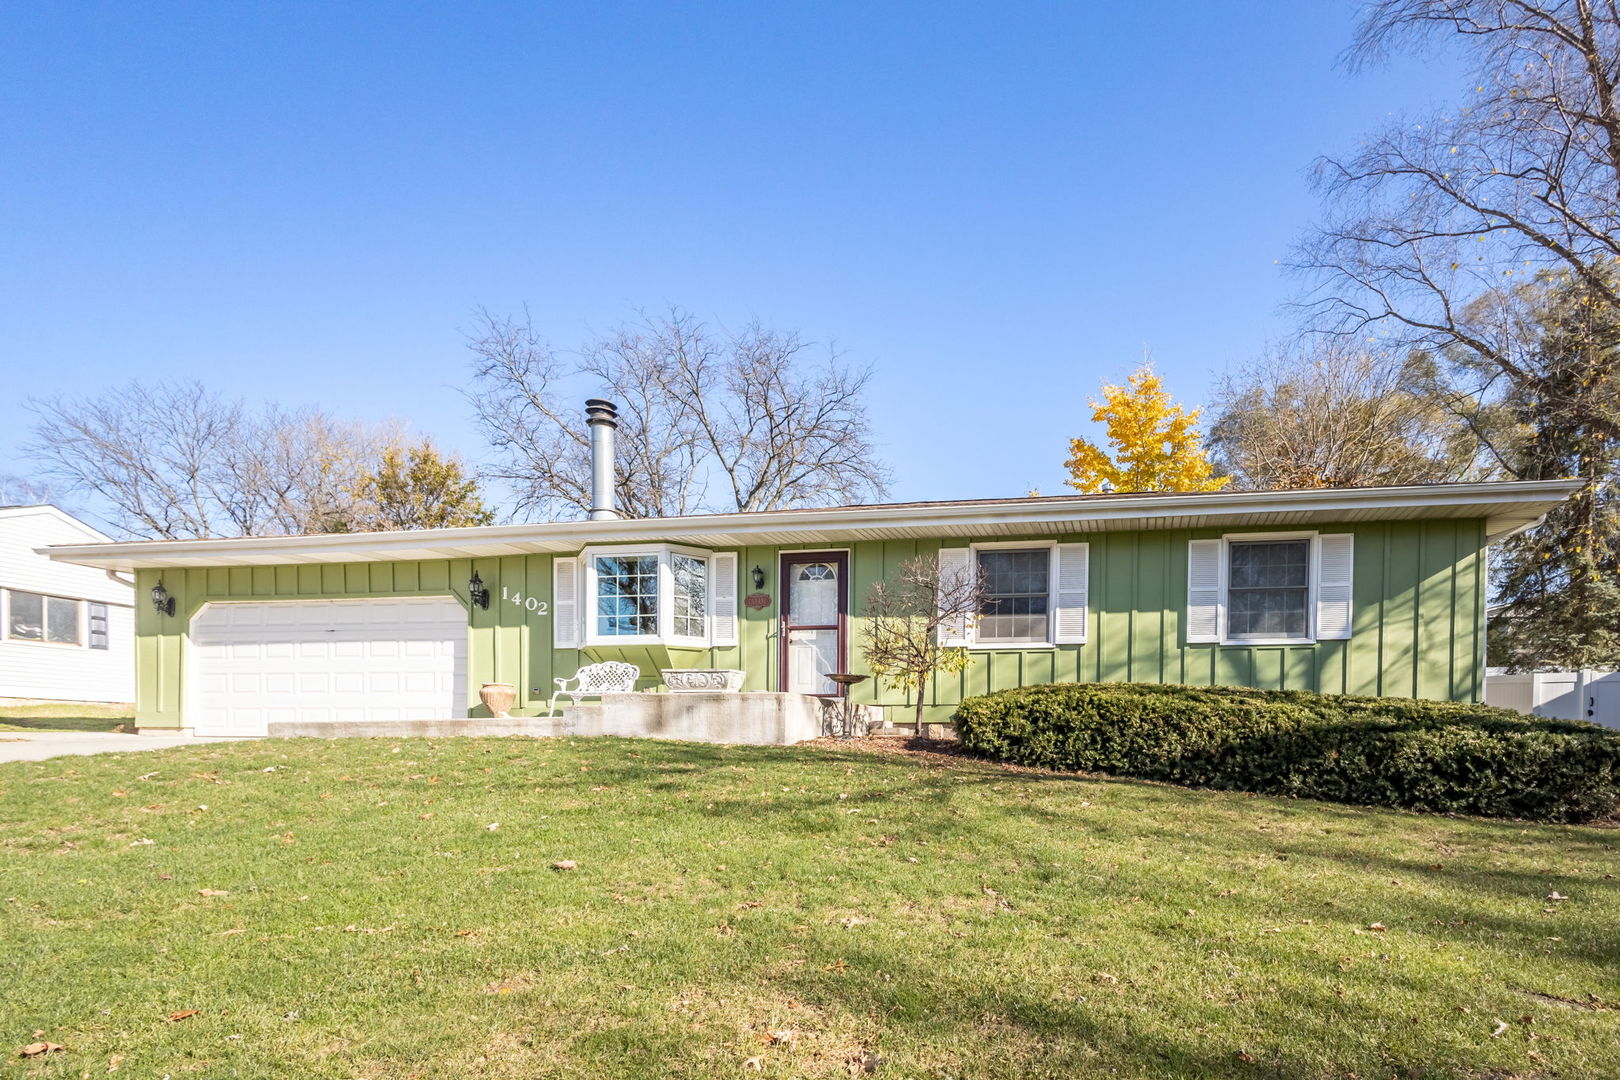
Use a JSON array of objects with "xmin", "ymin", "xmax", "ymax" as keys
[{"xmin": 500, "ymin": 586, "xmax": 549, "ymax": 615}]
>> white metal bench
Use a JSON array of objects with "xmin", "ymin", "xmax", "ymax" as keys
[{"xmin": 550, "ymin": 661, "xmax": 641, "ymax": 714}]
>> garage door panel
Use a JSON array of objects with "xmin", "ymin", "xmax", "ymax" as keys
[{"xmin": 189, "ymin": 597, "xmax": 468, "ymax": 736}]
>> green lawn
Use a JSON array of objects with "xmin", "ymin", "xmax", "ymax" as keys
[
  {"xmin": 1, "ymin": 736, "xmax": 1616, "ymax": 1079},
  {"xmin": 0, "ymin": 702, "xmax": 134, "ymax": 733}
]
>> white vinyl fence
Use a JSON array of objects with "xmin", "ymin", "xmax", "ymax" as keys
[{"xmin": 1484, "ymin": 669, "xmax": 1620, "ymax": 729}]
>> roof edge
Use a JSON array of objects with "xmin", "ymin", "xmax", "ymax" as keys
[{"xmin": 38, "ymin": 479, "xmax": 1585, "ymax": 570}]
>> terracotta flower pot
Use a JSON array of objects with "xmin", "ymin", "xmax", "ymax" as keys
[{"xmin": 479, "ymin": 682, "xmax": 517, "ymax": 718}]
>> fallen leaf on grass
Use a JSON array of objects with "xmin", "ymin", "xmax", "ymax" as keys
[
  {"xmin": 485, "ymin": 822, "xmax": 499, "ymax": 831},
  {"xmin": 18, "ymin": 1041, "xmax": 64, "ymax": 1058},
  {"xmin": 218, "ymin": 927, "xmax": 245, "ymax": 936},
  {"xmin": 1235, "ymin": 1050, "xmax": 1257, "ymax": 1064},
  {"xmin": 198, "ymin": 889, "xmax": 229, "ymax": 898},
  {"xmin": 764, "ymin": 1029, "xmax": 796, "ymax": 1046},
  {"xmin": 107, "ymin": 1052, "xmax": 124, "ymax": 1071},
  {"xmin": 168, "ymin": 1010, "xmax": 199, "ymax": 1022},
  {"xmin": 551, "ymin": 860, "xmax": 577, "ymax": 871},
  {"xmin": 1547, "ymin": 891, "xmax": 1569, "ymax": 901},
  {"xmin": 1491, "ymin": 1019, "xmax": 1510, "ymax": 1037},
  {"xmin": 846, "ymin": 1051, "xmax": 884, "ymax": 1074},
  {"xmin": 1367, "ymin": 922, "xmax": 1387, "ymax": 932},
  {"xmin": 742, "ymin": 1057, "xmax": 763, "ymax": 1071},
  {"xmin": 824, "ymin": 959, "xmax": 850, "ymax": 973}
]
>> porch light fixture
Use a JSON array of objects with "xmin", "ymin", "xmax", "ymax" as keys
[
  {"xmin": 150, "ymin": 580, "xmax": 175, "ymax": 617},
  {"xmin": 751, "ymin": 565, "xmax": 766, "ymax": 589},
  {"xmin": 468, "ymin": 571, "xmax": 490, "ymax": 610}
]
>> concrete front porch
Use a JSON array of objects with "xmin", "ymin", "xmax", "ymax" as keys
[{"xmin": 267, "ymin": 692, "xmax": 888, "ymax": 745}]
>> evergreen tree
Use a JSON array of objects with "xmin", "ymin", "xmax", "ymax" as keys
[
  {"xmin": 351, "ymin": 441, "xmax": 496, "ymax": 532},
  {"xmin": 1481, "ymin": 276, "xmax": 1620, "ymax": 671}
]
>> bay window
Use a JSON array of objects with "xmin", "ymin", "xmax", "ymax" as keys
[
  {"xmin": 572, "ymin": 545, "xmax": 734, "ymax": 647},
  {"xmin": 594, "ymin": 553, "xmax": 659, "ymax": 637},
  {"xmin": 671, "ymin": 554, "xmax": 708, "ymax": 639}
]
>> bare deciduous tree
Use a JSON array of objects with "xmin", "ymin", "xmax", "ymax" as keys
[
  {"xmin": 860, "ymin": 554, "xmax": 986, "ymax": 731},
  {"xmin": 0, "ymin": 474, "xmax": 56, "ymax": 506},
  {"xmin": 1298, "ymin": 0, "xmax": 1620, "ymax": 378},
  {"xmin": 1207, "ymin": 343, "xmax": 1486, "ymax": 489},
  {"xmin": 464, "ymin": 307, "xmax": 890, "ymax": 520},
  {"xmin": 1297, "ymin": 1, "xmax": 1620, "ymax": 668},
  {"xmin": 25, "ymin": 382, "xmax": 408, "ymax": 539}
]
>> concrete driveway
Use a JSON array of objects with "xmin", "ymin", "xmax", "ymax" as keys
[{"xmin": 0, "ymin": 731, "xmax": 245, "ymax": 763}]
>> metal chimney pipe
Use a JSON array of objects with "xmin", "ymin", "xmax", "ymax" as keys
[{"xmin": 585, "ymin": 398, "xmax": 620, "ymax": 520}]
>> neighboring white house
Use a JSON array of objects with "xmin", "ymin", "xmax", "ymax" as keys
[{"xmin": 0, "ymin": 505, "xmax": 135, "ymax": 703}]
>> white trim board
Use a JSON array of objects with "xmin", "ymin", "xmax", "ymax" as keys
[{"xmin": 36, "ymin": 480, "xmax": 1582, "ymax": 571}]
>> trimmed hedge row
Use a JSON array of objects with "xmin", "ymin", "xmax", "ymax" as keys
[{"xmin": 952, "ymin": 682, "xmax": 1620, "ymax": 823}]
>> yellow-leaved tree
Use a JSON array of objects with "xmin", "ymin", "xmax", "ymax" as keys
[{"xmin": 1064, "ymin": 365, "xmax": 1229, "ymax": 494}]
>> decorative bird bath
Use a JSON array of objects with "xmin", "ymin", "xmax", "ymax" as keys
[{"xmin": 824, "ymin": 672, "xmax": 870, "ymax": 739}]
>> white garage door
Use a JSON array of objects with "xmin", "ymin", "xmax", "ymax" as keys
[{"xmin": 189, "ymin": 597, "xmax": 468, "ymax": 736}]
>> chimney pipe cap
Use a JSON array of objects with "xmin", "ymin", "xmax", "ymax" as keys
[{"xmin": 585, "ymin": 398, "xmax": 619, "ymax": 427}]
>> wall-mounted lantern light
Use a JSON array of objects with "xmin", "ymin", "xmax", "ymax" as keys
[
  {"xmin": 751, "ymin": 565, "xmax": 766, "ymax": 589},
  {"xmin": 468, "ymin": 571, "xmax": 490, "ymax": 610},
  {"xmin": 150, "ymin": 580, "xmax": 175, "ymax": 617}
]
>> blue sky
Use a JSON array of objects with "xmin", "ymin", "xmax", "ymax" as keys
[{"xmin": 0, "ymin": 2, "xmax": 1467, "ymax": 513}]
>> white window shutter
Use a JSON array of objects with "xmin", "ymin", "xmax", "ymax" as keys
[
  {"xmin": 1315, "ymin": 533, "xmax": 1354, "ymax": 640},
  {"xmin": 553, "ymin": 557, "xmax": 581, "ymax": 649},
  {"xmin": 1052, "ymin": 543, "xmax": 1089, "ymax": 644},
  {"xmin": 937, "ymin": 547, "xmax": 974, "ymax": 646},
  {"xmin": 709, "ymin": 551, "xmax": 739, "ymax": 646},
  {"xmin": 1186, "ymin": 539, "xmax": 1222, "ymax": 643}
]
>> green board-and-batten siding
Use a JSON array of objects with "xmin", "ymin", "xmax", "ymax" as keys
[{"xmin": 132, "ymin": 517, "xmax": 1487, "ymax": 729}]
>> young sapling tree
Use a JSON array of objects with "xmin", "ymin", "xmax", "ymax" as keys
[{"xmin": 860, "ymin": 553, "xmax": 986, "ymax": 731}]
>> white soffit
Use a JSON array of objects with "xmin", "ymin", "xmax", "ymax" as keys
[{"xmin": 37, "ymin": 480, "xmax": 1584, "ymax": 571}]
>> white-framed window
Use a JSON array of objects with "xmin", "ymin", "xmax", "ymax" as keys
[
  {"xmin": 2, "ymin": 589, "xmax": 84, "ymax": 646},
  {"xmin": 976, "ymin": 546, "xmax": 1053, "ymax": 645},
  {"xmin": 1186, "ymin": 531, "xmax": 1355, "ymax": 646},
  {"xmin": 562, "ymin": 544, "xmax": 737, "ymax": 648},
  {"xmin": 593, "ymin": 552, "xmax": 660, "ymax": 639},
  {"xmin": 937, "ymin": 541, "xmax": 1089, "ymax": 648},
  {"xmin": 670, "ymin": 553, "xmax": 708, "ymax": 639}
]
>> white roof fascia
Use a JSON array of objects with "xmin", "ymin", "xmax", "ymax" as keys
[{"xmin": 35, "ymin": 479, "xmax": 1585, "ymax": 572}]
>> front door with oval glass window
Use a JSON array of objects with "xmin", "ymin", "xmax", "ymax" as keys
[{"xmin": 780, "ymin": 552, "xmax": 848, "ymax": 695}]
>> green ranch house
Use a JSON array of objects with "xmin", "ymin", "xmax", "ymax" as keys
[{"xmin": 41, "ymin": 401, "xmax": 1580, "ymax": 743}]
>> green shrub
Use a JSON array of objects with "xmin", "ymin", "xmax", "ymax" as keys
[{"xmin": 952, "ymin": 683, "xmax": 1620, "ymax": 823}]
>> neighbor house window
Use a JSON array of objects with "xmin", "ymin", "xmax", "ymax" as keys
[
  {"xmin": 6, "ymin": 590, "xmax": 81, "ymax": 645},
  {"xmin": 671, "ymin": 554, "xmax": 707, "ymax": 639},
  {"xmin": 1225, "ymin": 539, "xmax": 1310, "ymax": 640},
  {"xmin": 594, "ymin": 554, "xmax": 659, "ymax": 637},
  {"xmin": 976, "ymin": 548, "xmax": 1050, "ymax": 644}
]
